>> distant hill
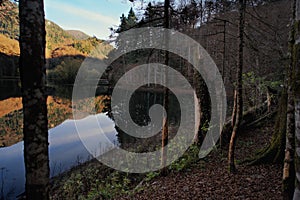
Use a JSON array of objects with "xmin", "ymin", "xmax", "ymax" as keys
[
  {"xmin": 66, "ymin": 30, "xmax": 90, "ymax": 40},
  {"xmin": 0, "ymin": 0, "xmax": 113, "ymax": 59},
  {"xmin": 0, "ymin": 34, "xmax": 19, "ymax": 56},
  {"xmin": 0, "ymin": 0, "xmax": 19, "ymax": 39},
  {"xmin": 45, "ymin": 20, "xmax": 113, "ymax": 59},
  {"xmin": 0, "ymin": 1, "xmax": 113, "ymax": 58},
  {"xmin": 0, "ymin": 0, "xmax": 113, "ymax": 81}
]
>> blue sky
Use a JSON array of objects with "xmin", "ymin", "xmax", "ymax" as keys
[{"xmin": 44, "ymin": 0, "xmax": 134, "ymax": 39}]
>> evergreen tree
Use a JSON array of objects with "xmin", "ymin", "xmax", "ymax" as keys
[{"xmin": 116, "ymin": 8, "xmax": 137, "ymax": 33}]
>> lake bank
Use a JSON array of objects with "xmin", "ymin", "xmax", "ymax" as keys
[{"xmin": 49, "ymin": 114, "xmax": 280, "ymax": 199}]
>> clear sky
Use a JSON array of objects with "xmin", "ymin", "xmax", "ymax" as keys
[{"xmin": 44, "ymin": 0, "xmax": 134, "ymax": 40}]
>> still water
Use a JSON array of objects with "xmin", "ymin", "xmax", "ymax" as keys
[{"xmin": 0, "ymin": 113, "xmax": 118, "ymax": 199}]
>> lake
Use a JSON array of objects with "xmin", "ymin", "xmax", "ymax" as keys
[
  {"xmin": 0, "ymin": 113, "xmax": 118, "ymax": 200},
  {"xmin": 0, "ymin": 79, "xmax": 182, "ymax": 199}
]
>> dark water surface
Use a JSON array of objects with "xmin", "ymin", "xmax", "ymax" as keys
[{"xmin": 0, "ymin": 113, "xmax": 118, "ymax": 199}]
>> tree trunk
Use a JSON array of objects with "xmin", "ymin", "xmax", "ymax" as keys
[
  {"xmin": 193, "ymin": 90, "xmax": 200, "ymax": 144},
  {"xmin": 228, "ymin": 0, "xmax": 245, "ymax": 173},
  {"xmin": 293, "ymin": 0, "xmax": 300, "ymax": 198},
  {"xmin": 193, "ymin": 70, "xmax": 211, "ymax": 145},
  {"xmin": 283, "ymin": 0, "xmax": 296, "ymax": 199},
  {"xmin": 231, "ymin": 90, "xmax": 237, "ymax": 127},
  {"xmin": 295, "ymin": 86, "xmax": 300, "ymax": 199},
  {"xmin": 19, "ymin": 0, "xmax": 49, "ymax": 199},
  {"xmin": 161, "ymin": 0, "xmax": 170, "ymax": 174}
]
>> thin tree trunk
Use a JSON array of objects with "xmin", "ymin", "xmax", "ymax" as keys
[
  {"xmin": 161, "ymin": 0, "xmax": 170, "ymax": 174},
  {"xmin": 193, "ymin": 90, "xmax": 200, "ymax": 144},
  {"xmin": 228, "ymin": 0, "xmax": 245, "ymax": 173},
  {"xmin": 283, "ymin": 0, "xmax": 296, "ymax": 199},
  {"xmin": 231, "ymin": 90, "xmax": 237, "ymax": 127},
  {"xmin": 19, "ymin": 0, "xmax": 49, "ymax": 199},
  {"xmin": 294, "ymin": 85, "xmax": 300, "ymax": 199}
]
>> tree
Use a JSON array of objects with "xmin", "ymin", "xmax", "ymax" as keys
[
  {"xmin": 19, "ymin": 0, "xmax": 49, "ymax": 199},
  {"xmin": 282, "ymin": 0, "xmax": 296, "ymax": 198},
  {"xmin": 292, "ymin": 0, "xmax": 300, "ymax": 198},
  {"xmin": 127, "ymin": 7, "xmax": 137, "ymax": 28},
  {"xmin": 161, "ymin": 0, "xmax": 170, "ymax": 174},
  {"xmin": 294, "ymin": 16, "xmax": 300, "ymax": 196},
  {"xmin": 116, "ymin": 8, "xmax": 138, "ymax": 33},
  {"xmin": 228, "ymin": 0, "xmax": 245, "ymax": 173},
  {"xmin": 237, "ymin": 0, "xmax": 292, "ymax": 167}
]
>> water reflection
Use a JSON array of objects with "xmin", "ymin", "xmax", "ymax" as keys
[
  {"xmin": 0, "ymin": 80, "xmax": 21, "ymax": 100},
  {"xmin": 0, "ymin": 113, "xmax": 118, "ymax": 200}
]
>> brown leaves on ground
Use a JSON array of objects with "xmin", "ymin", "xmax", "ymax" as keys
[{"xmin": 115, "ymin": 118, "xmax": 282, "ymax": 200}]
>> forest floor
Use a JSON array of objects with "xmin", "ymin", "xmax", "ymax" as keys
[
  {"xmin": 50, "ymin": 114, "xmax": 282, "ymax": 200},
  {"xmin": 113, "ymin": 117, "xmax": 282, "ymax": 200}
]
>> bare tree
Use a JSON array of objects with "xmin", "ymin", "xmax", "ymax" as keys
[
  {"xmin": 292, "ymin": 0, "xmax": 300, "ymax": 198},
  {"xmin": 294, "ymin": 14, "xmax": 300, "ymax": 195},
  {"xmin": 282, "ymin": 0, "xmax": 296, "ymax": 199},
  {"xmin": 161, "ymin": 0, "xmax": 170, "ymax": 174},
  {"xmin": 295, "ymin": 23, "xmax": 300, "ymax": 199},
  {"xmin": 294, "ymin": 27, "xmax": 300, "ymax": 200},
  {"xmin": 19, "ymin": 0, "xmax": 49, "ymax": 199},
  {"xmin": 228, "ymin": 0, "xmax": 245, "ymax": 173}
]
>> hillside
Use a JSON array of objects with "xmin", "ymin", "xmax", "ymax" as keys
[
  {"xmin": 66, "ymin": 30, "xmax": 90, "ymax": 40},
  {"xmin": 0, "ymin": 1, "xmax": 113, "ymax": 81},
  {"xmin": 0, "ymin": 0, "xmax": 18, "ymax": 39},
  {"xmin": 0, "ymin": 0, "xmax": 113, "ymax": 59},
  {"xmin": 45, "ymin": 20, "xmax": 113, "ymax": 59},
  {"xmin": 0, "ymin": 1, "xmax": 113, "ymax": 96},
  {"xmin": 0, "ymin": 34, "xmax": 19, "ymax": 56}
]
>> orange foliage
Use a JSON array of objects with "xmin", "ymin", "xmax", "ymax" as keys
[{"xmin": 0, "ymin": 34, "xmax": 20, "ymax": 56}]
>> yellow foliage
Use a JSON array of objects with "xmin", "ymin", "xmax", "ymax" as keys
[{"xmin": 0, "ymin": 34, "xmax": 20, "ymax": 56}]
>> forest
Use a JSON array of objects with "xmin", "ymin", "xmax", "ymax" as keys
[{"xmin": 0, "ymin": 0, "xmax": 299, "ymax": 199}]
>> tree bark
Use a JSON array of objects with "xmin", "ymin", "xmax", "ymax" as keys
[
  {"xmin": 293, "ymin": 0, "xmax": 300, "ymax": 198},
  {"xmin": 193, "ymin": 71, "xmax": 211, "ymax": 145},
  {"xmin": 283, "ymin": 0, "xmax": 296, "ymax": 199},
  {"xmin": 295, "ymin": 87, "xmax": 300, "ymax": 199},
  {"xmin": 228, "ymin": 0, "xmax": 245, "ymax": 173},
  {"xmin": 19, "ymin": 0, "xmax": 49, "ymax": 199},
  {"xmin": 161, "ymin": 0, "xmax": 170, "ymax": 174}
]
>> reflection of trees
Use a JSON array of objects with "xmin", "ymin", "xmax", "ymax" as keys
[{"xmin": 114, "ymin": 89, "xmax": 180, "ymax": 151}]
